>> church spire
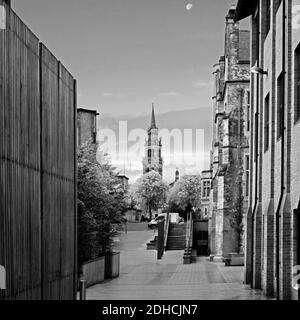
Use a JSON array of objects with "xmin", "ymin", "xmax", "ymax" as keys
[{"xmin": 150, "ymin": 103, "xmax": 157, "ymax": 129}]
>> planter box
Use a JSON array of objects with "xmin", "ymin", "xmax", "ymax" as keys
[
  {"xmin": 146, "ymin": 236, "xmax": 158, "ymax": 250},
  {"xmin": 81, "ymin": 256, "xmax": 105, "ymax": 288},
  {"xmin": 105, "ymin": 252, "xmax": 120, "ymax": 279},
  {"xmin": 183, "ymin": 255, "xmax": 191, "ymax": 264}
]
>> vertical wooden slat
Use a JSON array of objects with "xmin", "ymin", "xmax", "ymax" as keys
[{"xmin": 0, "ymin": 2, "xmax": 77, "ymax": 300}]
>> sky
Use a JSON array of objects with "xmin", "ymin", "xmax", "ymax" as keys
[{"xmin": 13, "ymin": 0, "xmax": 249, "ymax": 183}]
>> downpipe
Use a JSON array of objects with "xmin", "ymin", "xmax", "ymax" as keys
[
  {"xmin": 275, "ymin": 0, "xmax": 286, "ymax": 301},
  {"xmin": 251, "ymin": 1, "xmax": 260, "ymax": 288}
]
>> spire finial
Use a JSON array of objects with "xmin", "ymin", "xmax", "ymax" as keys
[{"xmin": 150, "ymin": 103, "xmax": 157, "ymax": 129}]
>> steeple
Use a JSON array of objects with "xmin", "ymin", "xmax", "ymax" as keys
[
  {"xmin": 143, "ymin": 103, "xmax": 163, "ymax": 177},
  {"xmin": 175, "ymin": 168, "xmax": 180, "ymax": 182},
  {"xmin": 150, "ymin": 103, "xmax": 157, "ymax": 130}
]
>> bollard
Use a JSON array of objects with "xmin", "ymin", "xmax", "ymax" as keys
[{"xmin": 79, "ymin": 279, "xmax": 86, "ymax": 300}]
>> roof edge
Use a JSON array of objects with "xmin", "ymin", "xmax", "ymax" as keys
[{"xmin": 234, "ymin": 0, "xmax": 258, "ymax": 22}]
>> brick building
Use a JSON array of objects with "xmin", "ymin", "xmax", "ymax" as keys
[
  {"xmin": 209, "ymin": 6, "xmax": 251, "ymax": 260},
  {"xmin": 235, "ymin": 0, "xmax": 300, "ymax": 300},
  {"xmin": 77, "ymin": 108, "xmax": 99, "ymax": 146}
]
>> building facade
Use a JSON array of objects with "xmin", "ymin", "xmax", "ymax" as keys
[
  {"xmin": 200, "ymin": 170, "xmax": 212, "ymax": 221},
  {"xmin": 235, "ymin": 0, "xmax": 300, "ymax": 300},
  {"xmin": 77, "ymin": 108, "xmax": 99, "ymax": 147},
  {"xmin": 143, "ymin": 105, "xmax": 163, "ymax": 177},
  {"xmin": 209, "ymin": 6, "xmax": 251, "ymax": 260}
]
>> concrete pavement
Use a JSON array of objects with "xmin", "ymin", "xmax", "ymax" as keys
[{"xmin": 86, "ymin": 224, "xmax": 268, "ymax": 300}]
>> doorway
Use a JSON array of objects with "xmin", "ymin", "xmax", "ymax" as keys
[{"xmin": 193, "ymin": 220, "xmax": 209, "ymax": 256}]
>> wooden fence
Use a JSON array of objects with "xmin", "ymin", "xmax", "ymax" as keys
[{"xmin": 0, "ymin": 0, "xmax": 77, "ymax": 300}]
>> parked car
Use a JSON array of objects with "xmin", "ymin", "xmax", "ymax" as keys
[{"xmin": 147, "ymin": 214, "xmax": 166, "ymax": 229}]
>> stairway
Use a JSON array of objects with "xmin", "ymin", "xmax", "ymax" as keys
[{"xmin": 166, "ymin": 223, "xmax": 186, "ymax": 250}]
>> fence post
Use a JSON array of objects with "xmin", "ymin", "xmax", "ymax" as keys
[
  {"xmin": 157, "ymin": 219, "xmax": 165, "ymax": 260},
  {"xmin": 79, "ymin": 279, "xmax": 86, "ymax": 300},
  {"xmin": 0, "ymin": 266, "xmax": 6, "ymax": 290}
]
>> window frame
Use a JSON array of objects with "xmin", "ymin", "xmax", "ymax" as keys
[
  {"xmin": 266, "ymin": 0, "xmax": 271, "ymax": 37},
  {"xmin": 295, "ymin": 43, "xmax": 300, "ymax": 124},
  {"xmin": 245, "ymin": 155, "xmax": 250, "ymax": 197},
  {"xmin": 277, "ymin": 73, "xmax": 284, "ymax": 140},
  {"xmin": 264, "ymin": 93, "xmax": 270, "ymax": 152}
]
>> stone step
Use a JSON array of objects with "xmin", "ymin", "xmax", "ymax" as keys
[
  {"xmin": 166, "ymin": 223, "xmax": 187, "ymax": 251},
  {"xmin": 169, "ymin": 226, "xmax": 186, "ymax": 230},
  {"xmin": 167, "ymin": 246, "xmax": 185, "ymax": 250},
  {"xmin": 168, "ymin": 231, "xmax": 185, "ymax": 235},
  {"xmin": 167, "ymin": 243, "xmax": 185, "ymax": 247},
  {"xmin": 169, "ymin": 224, "xmax": 186, "ymax": 229},
  {"xmin": 168, "ymin": 237, "xmax": 185, "ymax": 240}
]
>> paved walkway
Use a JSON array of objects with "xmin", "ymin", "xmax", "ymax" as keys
[{"xmin": 86, "ymin": 226, "xmax": 268, "ymax": 300}]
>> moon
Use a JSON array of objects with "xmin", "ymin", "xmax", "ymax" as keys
[{"xmin": 186, "ymin": 3, "xmax": 193, "ymax": 11}]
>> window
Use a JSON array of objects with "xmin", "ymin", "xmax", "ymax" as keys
[
  {"xmin": 204, "ymin": 208, "xmax": 208, "ymax": 217},
  {"xmin": 148, "ymin": 149, "xmax": 152, "ymax": 158},
  {"xmin": 277, "ymin": 73, "xmax": 284, "ymax": 140},
  {"xmin": 93, "ymin": 116, "xmax": 97, "ymax": 143},
  {"xmin": 264, "ymin": 94, "xmax": 270, "ymax": 152},
  {"xmin": 295, "ymin": 44, "xmax": 300, "ymax": 122},
  {"xmin": 266, "ymin": 0, "xmax": 271, "ymax": 36},
  {"xmin": 202, "ymin": 181, "xmax": 211, "ymax": 198},
  {"xmin": 254, "ymin": 113, "xmax": 258, "ymax": 163},
  {"xmin": 245, "ymin": 155, "xmax": 250, "ymax": 197},
  {"xmin": 246, "ymin": 91, "xmax": 250, "ymax": 132}
]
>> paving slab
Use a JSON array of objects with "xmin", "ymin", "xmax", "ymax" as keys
[{"xmin": 86, "ymin": 226, "xmax": 269, "ymax": 300}]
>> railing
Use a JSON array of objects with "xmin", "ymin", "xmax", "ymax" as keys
[
  {"xmin": 185, "ymin": 212, "xmax": 193, "ymax": 249},
  {"xmin": 183, "ymin": 212, "xmax": 194, "ymax": 264}
]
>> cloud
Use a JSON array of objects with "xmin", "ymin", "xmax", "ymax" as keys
[
  {"xmin": 98, "ymin": 107, "xmax": 213, "ymax": 183},
  {"xmin": 102, "ymin": 92, "xmax": 114, "ymax": 97},
  {"xmin": 192, "ymin": 80, "xmax": 212, "ymax": 89},
  {"xmin": 101, "ymin": 92, "xmax": 128, "ymax": 98},
  {"xmin": 158, "ymin": 91, "xmax": 182, "ymax": 97}
]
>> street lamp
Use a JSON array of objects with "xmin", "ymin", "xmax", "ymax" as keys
[{"xmin": 250, "ymin": 66, "xmax": 268, "ymax": 75}]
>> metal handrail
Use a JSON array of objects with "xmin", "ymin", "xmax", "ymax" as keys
[
  {"xmin": 185, "ymin": 215, "xmax": 189, "ymax": 248},
  {"xmin": 190, "ymin": 218, "xmax": 193, "ymax": 248},
  {"xmin": 185, "ymin": 212, "xmax": 193, "ymax": 249}
]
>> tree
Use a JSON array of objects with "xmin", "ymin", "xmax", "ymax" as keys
[
  {"xmin": 132, "ymin": 171, "xmax": 168, "ymax": 220},
  {"xmin": 168, "ymin": 175, "xmax": 202, "ymax": 219},
  {"xmin": 77, "ymin": 200, "xmax": 98, "ymax": 266},
  {"xmin": 77, "ymin": 141, "xmax": 127, "ymax": 265},
  {"xmin": 224, "ymin": 153, "xmax": 245, "ymax": 254},
  {"xmin": 223, "ymin": 99, "xmax": 247, "ymax": 254}
]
